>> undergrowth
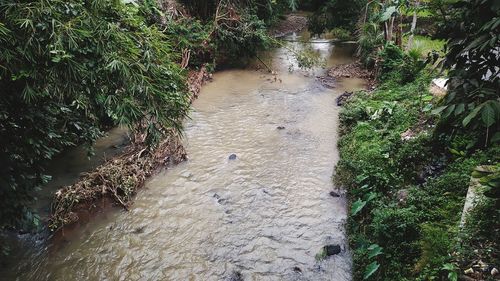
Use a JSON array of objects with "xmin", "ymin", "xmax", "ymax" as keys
[{"xmin": 336, "ymin": 49, "xmax": 499, "ymax": 280}]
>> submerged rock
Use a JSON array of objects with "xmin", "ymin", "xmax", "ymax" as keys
[
  {"xmin": 323, "ymin": 244, "xmax": 341, "ymax": 256},
  {"xmin": 228, "ymin": 154, "xmax": 237, "ymax": 160},
  {"xmin": 226, "ymin": 271, "xmax": 243, "ymax": 281},
  {"xmin": 132, "ymin": 225, "xmax": 146, "ymax": 234},
  {"xmin": 292, "ymin": 266, "xmax": 302, "ymax": 273}
]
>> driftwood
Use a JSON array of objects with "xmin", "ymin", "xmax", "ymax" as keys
[{"xmin": 49, "ymin": 66, "xmax": 209, "ymax": 231}]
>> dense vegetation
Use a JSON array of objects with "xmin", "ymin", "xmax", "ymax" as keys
[
  {"xmin": 0, "ymin": 0, "xmax": 293, "ymax": 233},
  {"xmin": 331, "ymin": 0, "xmax": 499, "ymax": 279},
  {"xmin": 0, "ymin": 0, "xmax": 498, "ymax": 279},
  {"xmin": 337, "ymin": 57, "xmax": 499, "ymax": 280},
  {"xmin": 0, "ymin": 0, "xmax": 191, "ymax": 231}
]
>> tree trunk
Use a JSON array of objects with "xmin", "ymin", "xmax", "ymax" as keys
[
  {"xmin": 406, "ymin": 0, "xmax": 420, "ymax": 50},
  {"xmin": 384, "ymin": 21, "xmax": 388, "ymax": 41},
  {"xmin": 396, "ymin": 15, "xmax": 403, "ymax": 47},
  {"xmin": 387, "ymin": 16, "xmax": 395, "ymax": 42}
]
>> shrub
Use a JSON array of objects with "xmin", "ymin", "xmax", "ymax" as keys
[
  {"xmin": 0, "ymin": 0, "xmax": 189, "ymax": 229},
  {"xmin": 307, "ymin": 0, "xmax": 367, "ymax": 35},
  {"xmin": 331, "ymin": 27, "xmax": 351, "ymax": 41},
  {"xmin": 378, "ymin": 43, "xmax": 426, "ymax": 83}
]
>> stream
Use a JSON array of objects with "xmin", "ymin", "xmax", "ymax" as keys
[{"xmin": 2, "ymin": 34, "xmax": 365, "ymax": 281}]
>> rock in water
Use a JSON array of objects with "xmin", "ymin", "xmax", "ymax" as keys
[
  {"xmin": 324, "ymin": 244, "xmax": 341, "ymax": 256},
  {"xmin": 336, "ymin": 91, "xmax": 353, "ymax": 106},
  {"xmin": 329, "ymin": 191, "xmax": 340, "ymax": 197},
  {"xmin": 277, "ymin": 126, "xmax": 285, "ymax": 130},
  {"xmin": 228, "ymin": 154, "xmax": 237, "ymax": 160}
]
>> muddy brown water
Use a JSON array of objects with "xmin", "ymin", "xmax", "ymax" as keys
[{"xmin": 2, "ymin": 36, "xmax": 365, "ymax": 281}]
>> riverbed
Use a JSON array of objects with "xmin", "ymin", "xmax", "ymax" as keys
[{"xmin": 2, "ymin": 35, "xmax": 365, "ymax": 281}]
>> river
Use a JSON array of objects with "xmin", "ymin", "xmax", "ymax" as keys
[{"xmin": 2, "ymin": 34, "xmax": 365, "ymax": 281}]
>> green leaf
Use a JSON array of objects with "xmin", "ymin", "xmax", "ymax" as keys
[
  {"xmin": 442, "ymin": 263, "xmax": 458, "ymax": 281},
  {"xmin": 481, "ymin": 103, "xmax": 495, "ymax": 127},
  {"xmin": 380, "ymin": 6, "xmax": 397, "ymax": 21},
  {"xmin": 365, "ymin": 192, "xmax": 377, "ymax": 202},
  {"xmin": 431, "ymin": 106, "xmax": 447, "ymax": 115},
  {"xmin": 465, "ymin": 34, "xmax": 488, "ymax": 51},
  {"xmin": 351, "ymin": 199, "xmax": 367, "ymax": 216},
  {"xmin": 367, "ymin": 244, "xmax": 383, "ymax": 258},
  {"xmin": 462, "ymin": 104, "xmax": 483, "ymax": 127},
  {"xmin": 363, "ymin": 261, "xmax": 380, "ymax": 280},
  {"xmin": 454, "ymin": 103, "xmax": 465, "ymax": 115},
  {"xmin": 443, "ymin": 104, "xmax": 455, "ymax": 118}
]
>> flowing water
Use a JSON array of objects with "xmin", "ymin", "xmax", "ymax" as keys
[{"xmin": 2, "ymin": 36, "xmax": 365, "ymax": 281}]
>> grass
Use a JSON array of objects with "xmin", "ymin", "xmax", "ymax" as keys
[
  {"xmin": 404, "ymin": 35, "xmax": 446, "ymax": 56},
  {"xmin": 402, "ymin": 9, "xmax": 433, "ymax": 18}
]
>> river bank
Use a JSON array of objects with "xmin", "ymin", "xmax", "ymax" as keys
[
  {"xmin": 49, "ymin": 67, "xmax": 210, "ymax": 231},
  {"xmin": 2, "ymin": 27, "xmax": 368, "ymax": 279},
  {"xmin": 47, "ymin": 12, "xmax": 323, "ymax": 232},
  {"xmin": 335, "ymin": 52, "xmax": 499, "ymax": 280},
  {"xmin": 47, "ymin": 13, "xmax": 311, "ymax": 232}
]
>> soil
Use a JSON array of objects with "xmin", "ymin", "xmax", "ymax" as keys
[
  {"xmin": 270, "ymin": 14, "xmax": 308, "ymax": 37},
  {"xmin": 320, "ymin": 61, "xmax": 377, "ymax": 89}
]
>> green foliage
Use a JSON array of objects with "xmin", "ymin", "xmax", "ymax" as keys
[
  {"xmin": 0, "ymin": 0, "xmax": 280, "ymax": 231},
  {"xmin": 330, "ymin": 27, "xmax": 352, "ymax": 41},
  {"xmin": 0, "ymin": 0, "xmax": 190, "ymax": 230},
  {"xmin": 441, "ymin": 263, "xmax": 459, "ymax": 281},
  {"xmin": 425, "ymin": 0, "xmax": 462, "ymax": 38},
  {"xmin": 337, "ymin": 62, "xmax": 499, "ymax": 280},
  {"xmin": 307, "ymin": 0, "xmax": 367, "ymax": 35},
  {"xmin": 178, "ymin": 0, "xmax": 293, "ymax": 24},
  {"xmin": 357, "ymin": 21, "xmax": 385, "ymax": 67},
  {"xmin": 379, "ymin": 43, "xmax": 427, "ymax": 83},
  {"xmin": 364, "ymin": 261, "xmax": 380, "ymax": 280},
  {"xmin": 404, "ymin": 35, "xmax": 445, "ymax": 57},
  {"xmin": 177, "ymin": 1, "xmax": 276, "ymax": 66},
  {"xmin": 472, "ymin": 164, "xmax": 500, "ymax": 199},
  {"xmin": 415, "ymin": 224, "xmax": 453, "ymax": 274},
  {"xmin": 436, "ymin": 0, "xmax": 500, "ymax": 143},
  {"xmin": 163, "ymin": 18, "xmax": 213, "ymax": 67},
  {"xmin": 213, "ymin": 12, "xmax": 273, "ymax": 64},
  {"xmin": 460, "ymin": 184, "xmax": 500, "ymax": 268}
]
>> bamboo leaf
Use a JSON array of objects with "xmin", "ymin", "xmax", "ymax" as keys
[
  {"xmin": 351, "ymin": 199, "xmax": 367, "ymax": 216},
  {"xmin": 363, "ymin": 262, "xmax": 380, "ymax": 280}
]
